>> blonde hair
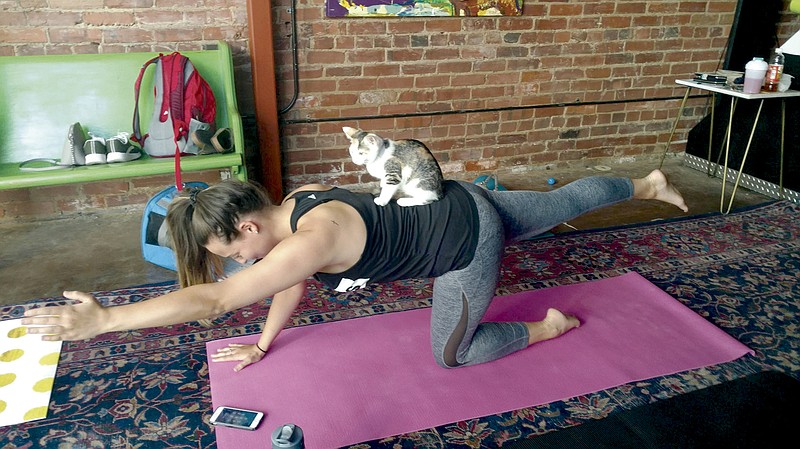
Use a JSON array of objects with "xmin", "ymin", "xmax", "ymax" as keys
[{"xmin": 165, "ymin": 180, "xmax": 272, "ymax": 289}]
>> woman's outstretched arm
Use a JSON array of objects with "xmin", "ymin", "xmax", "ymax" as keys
[{"xmin": 21, "ymin": 218, "xmax": 340, "ymax": 341}]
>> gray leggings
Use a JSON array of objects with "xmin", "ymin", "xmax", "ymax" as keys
[{"xmin": 430, "ymin": 177, "xmax": 634, "ymax": 368}]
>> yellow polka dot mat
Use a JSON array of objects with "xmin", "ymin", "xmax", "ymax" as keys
[{"xmin": 0, "ymin": 319, "xmax": 62, "ymax": 427}]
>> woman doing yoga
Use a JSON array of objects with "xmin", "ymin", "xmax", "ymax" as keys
[{"xmin": 23, "ymin": 169, "xmax": 687, "ymax": 372}]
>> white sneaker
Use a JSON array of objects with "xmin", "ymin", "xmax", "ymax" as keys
[
  {"xmin": 106, "ymin": 132, "xmax": 142, "ymax": 163},
  {"xmin": 83, "ymin": 133, "xmax": 107, "ymax": 165}
]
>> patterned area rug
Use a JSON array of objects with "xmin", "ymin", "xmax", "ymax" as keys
[{"xmin": 2, "ymin": 201, "xmax": 798, "ymax": 449}]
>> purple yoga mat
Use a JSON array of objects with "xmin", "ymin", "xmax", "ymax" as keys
[{"xmin": 207, "ymin": 272, "xmax": 753, "ymax": 449}]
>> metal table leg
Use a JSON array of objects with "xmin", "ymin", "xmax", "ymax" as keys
[
  {"xmin": 706, "ymin": 93, "xmax": 717, "ymax": 177},
  {"xmin": 779, "ymin": 99, "xmax": 786, "ymax": 199},
  {"xmin": 722, "ymin": 98, "xmax": 764, "ymax": 214},
  {"xmin": 720, "ymin": 96, "xmax": 735, "ymax": 212},
  {"xmin": 659, "ymin": 87, "xmax": 692, "ymax": 170},
  {"xmin": 711, "ymin": 97, "xmax": 737, "ymax": 178}
]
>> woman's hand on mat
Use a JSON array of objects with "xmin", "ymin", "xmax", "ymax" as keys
[
  {"xmin": 22, "ymin": 291, "xmax": 108, "ymax": 341},
  {"xmin": 210, "ymin": 343, "xmax": 266, "ymax": 372}
]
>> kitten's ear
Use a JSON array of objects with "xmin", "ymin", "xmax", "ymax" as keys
[
  {"xmin": 342, "ymin": 126, "xmax": 359, "ymax": 139},
  {"xmin": 364, "ymin": 134, "xmax": 383, "ymax": 148}
]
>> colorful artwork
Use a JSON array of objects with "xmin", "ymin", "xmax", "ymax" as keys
[
  {"xmin": 0, "ymin": 319, "xmax": 62, "ymax": 427},
  {"xmin": 327, "ymin": 0, "xmax": 523, "ymax": 17}
]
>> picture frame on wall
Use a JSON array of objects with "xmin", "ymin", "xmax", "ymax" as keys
[{"xmin": 326, "ymin": 0, "xmax": 523, "ymax": 18}]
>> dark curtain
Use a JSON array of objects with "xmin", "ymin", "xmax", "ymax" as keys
[{"xmin": 723, "ymin": 0, "xmax": 784, "ymax": 71}]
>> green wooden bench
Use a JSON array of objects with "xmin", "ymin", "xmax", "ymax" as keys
[{"xmin": 0, "ymin": 41, "xmax": 247, "ymax": 190}]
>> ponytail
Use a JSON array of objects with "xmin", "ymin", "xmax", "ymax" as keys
[{"xmin": 165, "ymin": 195, "xmax": 221, "ymax": 289}]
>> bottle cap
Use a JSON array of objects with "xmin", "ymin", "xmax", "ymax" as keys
[
  {"xmin": 271, "ymin": 424, "xmax": 304, "ymax": 449},
  {"xmin": 745, "ymin": 58, "xmax": 768, "ymax": 71}
]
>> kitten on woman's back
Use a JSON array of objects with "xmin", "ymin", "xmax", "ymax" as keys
[{"xmin": 343, "ymin": 126, "xmax": 444, "ymax": 207}]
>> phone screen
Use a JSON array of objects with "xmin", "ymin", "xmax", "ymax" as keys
[{"xmin": 211, "ymin": 406, "xmax": 264, "ymax": 430}]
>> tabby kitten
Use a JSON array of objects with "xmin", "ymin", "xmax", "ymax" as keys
[{"xmin": 343, "ymin": 126, "xmax": 444, "ymax": 207}]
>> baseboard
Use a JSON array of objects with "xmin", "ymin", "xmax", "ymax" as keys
[{"xmin": 683, "ymin": 153, "xmax": 800, "ymax": 203}]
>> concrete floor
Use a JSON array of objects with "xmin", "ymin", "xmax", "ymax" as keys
[{"xmin": 0, "ymin": 156, "xmax": 775, "ymax": 307}]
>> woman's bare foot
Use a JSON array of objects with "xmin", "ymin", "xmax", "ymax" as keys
[
  {"xmin": 632, "ymin": 169, "xmax": 688, "ymax": 212},
  {"xmin": 525, "ymin": 308, "xmax": 581, "ymax": 345}
]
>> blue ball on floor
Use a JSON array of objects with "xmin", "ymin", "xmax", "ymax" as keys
[{"xmin": 547, "ymin": 177, "xmax": 557, "ymax": 185}]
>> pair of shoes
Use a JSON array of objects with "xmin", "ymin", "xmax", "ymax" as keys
[
  {"xmin": 191, "ymin": 128, "xmax": 233, "ymax": 155},
  {"xmin": 58, "ymin": 125, "xmax": 142, "ymax": 166},
  {"xmin": 85, "ymin": 132, "xmax": 143, "ymax": 164},
  {"xmin": 59, "ymin": 122, "xmax": 87, "ymax": 166},
  {"xmin": 106, "ymin": 132, "xmax": 142, "ymax": 163}
]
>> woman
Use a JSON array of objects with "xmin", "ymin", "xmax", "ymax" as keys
[{"xmin": 23, "ymin": 170, "xmax": 687, "ymax": 371}]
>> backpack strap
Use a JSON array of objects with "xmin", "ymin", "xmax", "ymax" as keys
[
  {"xmin": 168, "ymin": 53, "xmax": 189, "ymax": 145},
  {"xmin": 131, "ymin": 54, "xmax": 162, "ymax": 147},
  {"xmin": 166, "ymin": 53, "xmax": 189, "ymax": 190},
  {"xmin": 174, "ymin": 145, "xmax": 183, "ymax": 190},
  {"xmin": 151, "ymin": 53, "xmax": 190, "ymax": 151}
]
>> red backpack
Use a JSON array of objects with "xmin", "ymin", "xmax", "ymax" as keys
[{"xmin": 132, "ymin": 52, "xmax": 216, "ymax": 159}]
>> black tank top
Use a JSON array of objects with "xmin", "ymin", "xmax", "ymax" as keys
[{"xmin": 288, "ymin": 181, "xmax": 479, "ymax": 292}]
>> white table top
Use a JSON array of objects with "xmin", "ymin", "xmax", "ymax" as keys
[{"xmin": 676, "ymin": 79, "xmax": 800, "ymax": 99}]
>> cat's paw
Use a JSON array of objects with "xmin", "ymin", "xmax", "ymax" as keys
[
  {"xmin": 397, "ymin": 197, "xmax": 427, "ymax": 207},
  {"xmin": 374, "ymin": 197, "xmax": 390, "ymax": 206}
]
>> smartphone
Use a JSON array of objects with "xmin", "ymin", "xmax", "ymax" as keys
[{"xmin": 210, "ymin": 406, "xmax": 264, "ymax": 431}]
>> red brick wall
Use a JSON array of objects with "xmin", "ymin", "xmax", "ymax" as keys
[
  {"xmin": 274, "ymin": 0, "xmax": 800, "ymax": 191},
  {"xmin": 1, "ymin": 1, "xmax": 799, "ymax": 220},
  {"xmin": 0, "ymin": 171, "xmax": 223, "ymax": 221}
]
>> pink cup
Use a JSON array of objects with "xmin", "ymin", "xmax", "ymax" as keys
[{"xmin": 743, "ymin": 70, "xmax": 767, "ymax": 93}]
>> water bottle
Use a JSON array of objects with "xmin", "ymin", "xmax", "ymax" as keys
[
  {"xmin": 765, "ymin": 49, "xmax": 785, "ymax": 92},
  {"xmin": 271, "ymin": 423, "xmax": 304, "ymax": 449},
  {"xmin": 743, "ymin": 57, "xmax": 768, "ymax": 94}
]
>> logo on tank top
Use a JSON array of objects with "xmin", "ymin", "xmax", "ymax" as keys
[{"xmin": 334, "ymin": 277, "xmax": 370, "ymax": 292}]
